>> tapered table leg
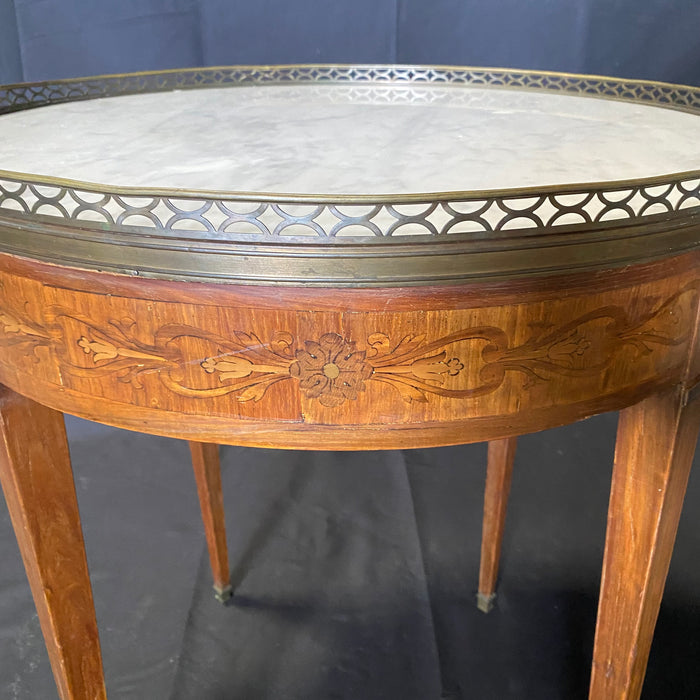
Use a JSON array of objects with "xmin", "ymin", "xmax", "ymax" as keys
[
  {"xmin": 589, "ymin": 387, "xmax": 700, "ymax": 700},
  {"xmin": 189, "ymin": 441, "xmax": 232, "ymax": 602},
  {"xmin": 477, "ymin": 437, "xmax": 517, "ymax": 613},
  {"xmin": 0, "ymin": 386, "xmax": 106, "ymax": 700}
]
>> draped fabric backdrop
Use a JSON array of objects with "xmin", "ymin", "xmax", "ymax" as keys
[{"xmin": 1, "ymin": 0, "xmax": 699, "ymax": 85}]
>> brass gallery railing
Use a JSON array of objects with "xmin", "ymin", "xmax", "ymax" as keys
[{"xmin": 0, "ymin": 65, "xmax": 699, "ymax": 285}]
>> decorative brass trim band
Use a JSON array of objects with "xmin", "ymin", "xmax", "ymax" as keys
[
  {"xmin": 1, "ymin": 207, "xmax": 698, "ymax": 286},
  {"xmin": 1, "ymin": 65, "xmax": 699, "ymax": 285}
]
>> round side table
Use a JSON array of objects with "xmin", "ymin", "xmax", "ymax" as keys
[{"xmin": 1, "ymin": 65, "xmax": 699, "ymax": 699}]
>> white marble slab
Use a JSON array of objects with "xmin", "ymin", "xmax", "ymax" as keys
[{"xmin": 1, "ymin": 83, "xmax": 698, "ymax": 195}]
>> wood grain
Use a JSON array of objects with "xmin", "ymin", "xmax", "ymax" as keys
[
  {"xmin": 477, "ymin": 437, "xmax": 517, "ymax": 613},
  {"xmin": 189, "ymin": 441, "xmax": 232, "ymax": 601},
  {"xmin": 0, "ymin": 256, "xmax": 698, "ymax": 449},
  {"xmin": 0, "ymin": 385, "xmax": 106, "ymax": 700},
  {"xmin": 589, "ymin": 387, "xmax": 700, "ymax": 699}
]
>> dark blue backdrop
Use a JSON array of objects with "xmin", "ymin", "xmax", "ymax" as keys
[{"xmin": 1, "ymin": 0, "xmax": 699, "ymax": 85}]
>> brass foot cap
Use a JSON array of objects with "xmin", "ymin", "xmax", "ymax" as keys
[
  {"xmin": 214, "ymin": 584, "xmax": 233, "ymax": 604},
  {"xmin": 476, "ymin": 592, "xmax": 496, "ymax": 614}
]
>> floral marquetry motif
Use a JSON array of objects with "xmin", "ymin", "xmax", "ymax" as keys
[
  {"xmin": 289, "ymin": 335, "xmax": 374, "ymax": 407},
  {"xmin": 60, "ymin": 284, "xmax": 696, "ymax": 408},
  {"xmin": 74, "ymin": 327, "xmax": 471, "ymax": 407},
  {"xmin": 0, "ymin": 276, "xmax": 697, "ymax": 420},
  {"xmin": 0, "ymin": 307, "xmax": 50, "ymax": 353}
]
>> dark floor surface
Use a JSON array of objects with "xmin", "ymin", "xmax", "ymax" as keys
[{"xmin": 1, "ymin": 412, "xmax": 700, "ymax": 699}]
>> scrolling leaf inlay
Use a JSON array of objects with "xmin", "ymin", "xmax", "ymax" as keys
[
  {"xmin": 0, "ymin": 306, "xmax": 51, "ymax": 359},
  {"xmin": 0, "ymin": 285, "xmax": 695, "ymax": 407}
]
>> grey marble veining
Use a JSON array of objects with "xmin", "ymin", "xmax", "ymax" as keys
[{"xmin": 1, "ymin": 84, "xmax": 698, "ymax": 195}]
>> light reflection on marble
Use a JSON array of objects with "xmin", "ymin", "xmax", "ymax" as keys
[{"xmin": 1, "ymin": 84, "xmax": 699, "ymax": 195}]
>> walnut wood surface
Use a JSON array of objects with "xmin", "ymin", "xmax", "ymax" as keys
[
  {"xmin": 590, "ymin": 388, "xmax": 700, "ymax": 699},
  {"xmin": 478, "ymin": 437, "xmax": 517, "ymax": 612},
  {"xmin": 189, "ymin": 441, "xmax": 231, "ymax": 599},
  {"xmin": 0, "ymin": 385, "xmax": 106, "ymax": 700},
  {"xmin": 1, "ymin": 252, "xmax": 699, "ymax": 449}
]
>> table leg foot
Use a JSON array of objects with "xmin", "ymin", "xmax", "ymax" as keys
[
  {"xmin": 476, "ymin": 591, "xmax": 496, "ymax": 614},
  {"xmin": 189, "ymin": 441, "xmax": 232, "ymax": 596},
  {"xmin": 589, "ymin": 387, "xmax": 700, "ymax": 700},
  {"xmin": 214, "ymin": 584, "xmax": 234, "ymax": 604},
  {"xmin": 0, "ymin": 385, "xmax": 107, "ymax": 700},
  {"xmin": 477, "ymin": 437, "xmax": 517, "ymax": 612}
]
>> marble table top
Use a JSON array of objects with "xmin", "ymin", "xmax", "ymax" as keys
[{"xmin": 2, "ymin": 83, "xmax": 699, "ymax": 196}]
